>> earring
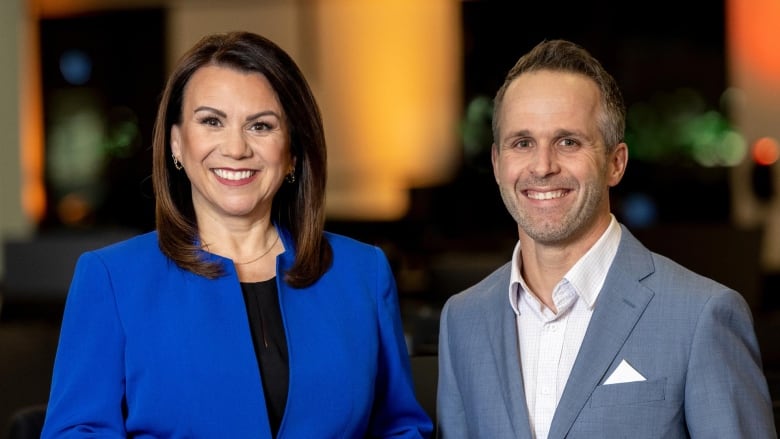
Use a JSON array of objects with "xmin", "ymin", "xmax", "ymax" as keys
[
  {"xmin": 285, "ymin": 171, "xmax": 296, "ymax": 184},
  {"xmin": 172, "ymin": 154, "xmax": 183, "ymax": 170}
]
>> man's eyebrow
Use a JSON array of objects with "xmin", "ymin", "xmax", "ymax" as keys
[
  {"xmin": 554, "ymin": 128, "xmax": 586, "ymax": 136},
  {"xmin": 503, "ymin": 129, "xmax": 532, "ymax": 139}
]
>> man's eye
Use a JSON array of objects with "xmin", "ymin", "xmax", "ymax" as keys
[{"xmin": 559, "ymin": 138, "xmax": 578, "ymax": 148}]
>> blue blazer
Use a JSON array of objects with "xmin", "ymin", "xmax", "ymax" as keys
[
  {"xmin": 41, "ymin": 228, "xmax": 433, "ymax": 438},
  {"xmin": 437, "ymin": 225, "xmax": 776, "ymax": 438}
]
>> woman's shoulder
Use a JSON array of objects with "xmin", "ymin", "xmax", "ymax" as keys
[
  {"xmin": 90, "ymin": 230, "xmax": 162, "ymax": 261},
  {"xmin": 70, "ymin": 231, "xmax": 171, "ymax": 286},
  {"xmin": 322, "ymin": 231, "xmax": 394, "ymax": 269},
  {"xmin": 323, "ymin": 231, "xmax": 380, "ymax": 254}
]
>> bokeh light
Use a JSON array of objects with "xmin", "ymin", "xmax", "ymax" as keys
[
  {"xmin": 57, "ymin": 192, "xmax": 91, "ymax": 225},
  {"xmin": 620, "ymin": 193, "xmax": 658, "ymax": 229},
  {"xmin": 626, "ymin": 88, "xmax": 747, "ymax": 167},
  {"xmin": 59, "ymin": 49, "xmax": 92, "ymax": 85},
  {"xmin": 752, "ymin": 136, "xmax": 780, "ymax": 166}
]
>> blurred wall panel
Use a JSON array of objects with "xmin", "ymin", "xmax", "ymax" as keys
[
  {"xmin": 166, "ymin": 1, "xmax": 304, "ymax": 72},
  {"xmin": 727, "ymin": 0, "xmax": 780, "ymax": 274},
  {"xmin": 312, "ymin": 0, "xmax": 461, "ymax": 220},
  {"xmin": 0, "ymin": 0, "xmax": 30, "ymax": 280}
]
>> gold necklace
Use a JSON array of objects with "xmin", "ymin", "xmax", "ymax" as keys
[{"xmin": 223, "ymin": 233, "xmax": 280, "ymax": 265}]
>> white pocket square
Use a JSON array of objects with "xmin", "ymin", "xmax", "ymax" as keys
[{"xmin": 603, "ymin": 359, "xmax": 646, "ymax": 385}]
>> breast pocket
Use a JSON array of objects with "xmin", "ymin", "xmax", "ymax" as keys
[{"xmin": 590, "ymin": 378, "xmax": 667, "ymax": 407}]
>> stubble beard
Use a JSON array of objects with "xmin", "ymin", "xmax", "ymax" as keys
[{"xmin": 499, "ymin": 179, "xmax": 605, "ymax": 246}]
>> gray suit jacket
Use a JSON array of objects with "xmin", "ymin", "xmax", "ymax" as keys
[{"xmin": 437, "ymin": 225, "xmax": 776, "ymax": 438}]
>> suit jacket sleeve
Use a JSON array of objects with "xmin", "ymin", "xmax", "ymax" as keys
[
  {"xmin": 368, "ymin": 246, "xmax": 434, "ymax": 438},
  {"xmin": 41, "ymin": 252, "xmax": 127, "ymax": 438},
  {"xmin": 684, "ymin": 288, "xmax": 776, "ymax": 437},
  {"xmin": 436, "ymin": 299, "xmax": 469, "ymax": 439}
]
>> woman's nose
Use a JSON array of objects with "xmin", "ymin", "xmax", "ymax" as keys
[{"xmin": 218, "ymin": 128, "xmax": 251, "ymax": 158}]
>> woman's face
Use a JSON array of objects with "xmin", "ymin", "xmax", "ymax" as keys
[{"xmin": 171, "ymin": 64, "xmax": 294, "ymax": 223}]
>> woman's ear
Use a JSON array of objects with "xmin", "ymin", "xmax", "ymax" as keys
[{"xmin": 170, "ymin": 125, "xmax": 181, "ymax": 159}]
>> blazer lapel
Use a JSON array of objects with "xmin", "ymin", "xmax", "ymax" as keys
[
  {"xmin": 547, "ymin": 227, "xmax": 655, "ymax": 439},
  {"xmin": 484, "ymin": 264, "xmax": 534, "ymax": 438}
]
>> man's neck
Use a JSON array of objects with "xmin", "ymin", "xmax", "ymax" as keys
[{"xmin": 517, "ymin": 215, "xmax": 613, "ymax": 309}]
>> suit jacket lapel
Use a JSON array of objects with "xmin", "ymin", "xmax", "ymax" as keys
[
  {"xmin": 484, "ymin": 264, "xmax": 534, "ymax": 437},
  {"xmin": 548, "ymin": 227, "xmax": 655, "ymax": 439}
]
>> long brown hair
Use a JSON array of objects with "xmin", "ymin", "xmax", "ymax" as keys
[{"xmin": 152, "ymin": 31, "xmax": 332, "ymax": 288}]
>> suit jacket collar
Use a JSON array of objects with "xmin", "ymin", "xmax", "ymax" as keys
[
  {"xmin": 484, "ymin": 263, "xmax": 534, "ymax": 437},
  {"xmin": 547, "ymin": 225, "xmax": 656, "ymax": 438}
]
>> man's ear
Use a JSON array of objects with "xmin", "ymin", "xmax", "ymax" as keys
[
  {"xmin": 608, "ymin": 142, "xmax": 628, "ymax": 187},
  {"xmin": 491, "ymin": 144, "xmax": 500, "ymax": 184}
]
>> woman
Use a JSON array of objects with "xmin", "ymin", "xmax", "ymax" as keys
[{"xmin": 41, "ymin": 31, "xmax": 433, "ymax": 438}]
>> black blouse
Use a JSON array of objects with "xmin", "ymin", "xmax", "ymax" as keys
[{"xmin": 240, "ymin": 278, "xmax": 289, "ymax": 438}]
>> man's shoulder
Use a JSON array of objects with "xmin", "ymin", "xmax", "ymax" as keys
[
  {"xmin": 647, "ymin": 251, "xmax": 733, "ymax": 295},
  {"xmin": 445, "ymin": 262, "xmax": 512, "ymax": 308},
  {"xmin": 617, "ymin": 226, "xmax": 734, "ymax": 299}
]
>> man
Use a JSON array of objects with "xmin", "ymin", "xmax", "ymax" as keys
[{"xmin": 436, "ymin": 39, "xmax": 776, "ymax": 438}]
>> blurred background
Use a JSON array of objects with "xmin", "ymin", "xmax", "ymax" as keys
[{"xmin": 1, "ymin": 0, "xmax": 779, "ymax": 434}]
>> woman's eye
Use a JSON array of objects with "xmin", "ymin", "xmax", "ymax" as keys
[
  {"xmin": 199, "ymin": 117, "xmax": 221, "ymax": 127},
  {"xmin": 250, "ymin": 121, "xmax": 272, "ymax": 131}
]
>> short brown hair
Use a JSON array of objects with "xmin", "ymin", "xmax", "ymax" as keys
[{"xmin": 492, "ymin": 39, "xmax": 626, "ymax": 151}]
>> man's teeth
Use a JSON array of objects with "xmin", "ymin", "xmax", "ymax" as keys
[
  {"xmin": 527, "ymin": 190, "xmax": 565, "ymax": 200},
  {"xmin": 214, "ymin": 169, "xmax": 254, "ymax": 180}
]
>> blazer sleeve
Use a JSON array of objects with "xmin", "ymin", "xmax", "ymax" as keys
[
  {"xmin": 684, "ymin": 289, "xmax": 777, "ymax": 437},
  {"xmin": 436, "ymin": 299, "xmax": 469, "ymax": 439},
  {"xmin": 367, "ymin": 246, "xmax": 434, "ymax": 438},
  {"xmin": 41, "ymin": 252, "xmax": 127, "ymax": 438}
]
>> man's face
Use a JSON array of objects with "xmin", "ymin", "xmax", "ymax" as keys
[{"xmin": 492, "ymin": 70, "xmax": 627, "ymax": 247}]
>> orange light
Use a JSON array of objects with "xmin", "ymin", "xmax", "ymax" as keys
[
  {"xmin": 727, "ymin": 0, "xmax": 780, "ymax": 85},
  {"xmin": 314, "ymin": 0, "xmax": 461, "ymax": 220},
  {"xmin": 752, "ymin": 137, "xmax": 780, "ymax": 166},
  {"xmin": 20, "ymin": 0, "xmax": 46, "ymax": 222},
  {"xmin": 57, "ymin": 192, "xmax": 92, "ymax": 225}
]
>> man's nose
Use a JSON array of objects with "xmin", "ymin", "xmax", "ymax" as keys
[{"xmin": 529, "ymin": 145, "xmax": 559, "ymax": 177}]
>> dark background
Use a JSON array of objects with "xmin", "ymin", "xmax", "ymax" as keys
[{"xmin": 5, "ymin": 0, "xmax": 780, "ymax": 435}]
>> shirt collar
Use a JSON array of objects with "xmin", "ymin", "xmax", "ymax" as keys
[
  {"xmin": 508, "ymin": 215, "xmax": 622, "ymax": 313},
  {"xmin": 565, "ymin": 215, "xmax": 621, "ymax": 308}
]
